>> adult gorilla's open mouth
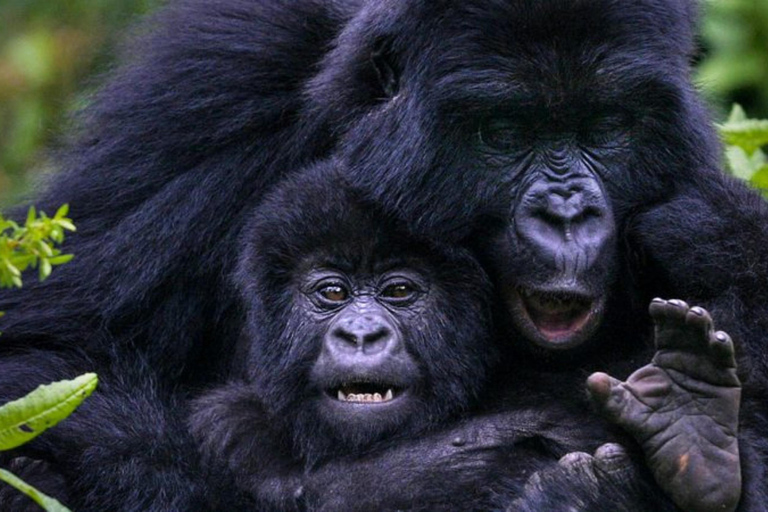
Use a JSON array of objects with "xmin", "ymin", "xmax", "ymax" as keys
[{"xmin": 509, "ymin": 287, "xmax": 607, "ymax": 350}]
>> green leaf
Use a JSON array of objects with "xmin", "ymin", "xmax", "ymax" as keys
[
  {"xmin": 39, "ymin": 258, "xmax": 52, "ymax": 280},
  {"xmin": 719, "ymin": 105, "xmax": 768, "ymax": 154},
  {"xmin": 0, "ymin": 373, "xmax": 98, "ymax": 451},
  {"xmin": 54, "ymin": 204, "xmax": 70, "ymax": 219},
  {"xmin": 727, "ymin": 104, "xmax": 748, "ymax": 123},
  {"xmin": 48, "ymin": 254, "xmax": 74, "ymax": 265},
  {"xmin": 56, "ymin": 220, "xmax": 76, "ymax": 232},
  {"xmin": 0, "ymin": 468, "xmax": 71, "ymax": 512},
  {"xmin": 749, "ymin": 165, "xmax": 768, "ymax": 192},
  {"xmin": 724, "ymin": 145, "xmax": 756, "ymax": 180},
  {"xmin": 25, "ymin": 206, "xmax": 37, "ymax": 227}
]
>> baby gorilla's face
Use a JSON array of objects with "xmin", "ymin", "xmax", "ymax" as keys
[
  {"xmin": 303, "ymin": 265, "xmax": 425, "ymax": 433},
  {"xmin": 244, "ymin": 242, "xmax": 495, "ymax": 459}
]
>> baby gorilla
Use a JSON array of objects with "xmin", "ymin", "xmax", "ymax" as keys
[{"xmin": 188, "ymin": 161, "xmax": 496, "ymax": 510}]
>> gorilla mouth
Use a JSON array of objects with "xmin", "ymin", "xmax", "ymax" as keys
[
  {"xmin": 332, "ymin": 383, "xmax": 399, "ymax": 404},
  {"xmin": 516, "ymin": 288, "xmax": 602, "ymax": 348}
]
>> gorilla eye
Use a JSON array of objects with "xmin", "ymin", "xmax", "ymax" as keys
[
  {"xmin": 478, "ymin": 118, "xmax": 520, "ymax": 152},
  {"xmin": 318, "ymin": 284, "xmax": 349, "ymax": 303},
  {"xmin": 380, "ymin": 281, "xmax": 419, "ymax": 304}
]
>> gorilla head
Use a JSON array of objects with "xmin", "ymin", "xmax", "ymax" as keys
[
  {"xmin": 305, "ymin": 0, "xmax": 718, "ymax": 355},
  {"xmin": 223, "ymin": 160, "xmax": 496, "ymax": 461}
]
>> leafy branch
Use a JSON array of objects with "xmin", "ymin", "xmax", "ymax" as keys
[
  {"xmin": 0, "ymin": 204, "xmax": 89, "ymax": 511},
  {"xmin": 0, "ymin": 204, "xmax": 76, "ymax": 291}
]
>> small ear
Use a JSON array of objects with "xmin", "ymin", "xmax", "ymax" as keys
[{"xmin": 371, "ymin": 41, "xmax": 399, "ymax": 98}]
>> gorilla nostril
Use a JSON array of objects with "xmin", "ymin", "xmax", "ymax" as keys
[
  {"xmin": 331, "ymin": 322, "xmax": 394, "ymax": 355},
  {"xmin": 362, "ymin": 326, "xmax": 393, "ymax": 354},
  {"xmin": 333, "ymin": 327, "xmax": 360, "ymax": 349}
]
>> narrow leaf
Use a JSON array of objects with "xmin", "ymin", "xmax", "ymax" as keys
[
  {"xmin": 48, "ymin": 254, "xmax": 74, "ymax": 265},
  {"xmin": 0, "ymin": 373, "xmax": 98, "ymax": 451},
  {"xmin": 25, "ymin": 206, "xmax": 36, "ymax": 227},
  {"xmin": 0, "ymin": 468, "xmax": 71, "ymax": 512}
]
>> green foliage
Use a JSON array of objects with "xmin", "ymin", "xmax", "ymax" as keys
[
  {"xmin": 697, "ymin": 0, "xmax": 768, "ymax": 118},
  {"xmin": 0, "ymin": 204, "xmax": 84, "ymax": 510},
  {"xmin": 720, "ymin": 105, "xmax": 768, "ymax": 196},
  {"xmin": 0, "ymin": 373, "xmax": 97, "ymax": 512},
  {"xmin": 0, "ymin": 373, "xmax": 98, "ymax": 451},
  {"xmin": 0, "ymin": 204, "xmax": 76, "ymax": 289}
]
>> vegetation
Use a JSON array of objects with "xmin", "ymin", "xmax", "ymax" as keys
[
  {"xmin": 0, "ymin": 205, "xmax": 76, "ymax": 292},
  {"xmin": 720, "ymin": 105, "xmax": 768, "ymax": 195},
  {"xmin": 0, "ymin": 373, "xmax": 98, "ymax": 512},
  {"xmin": 698, "ymin": 0, "xmax": 768, "ymax": 118},
  {"xmin": 0, "ymin": 206, "xmax": 86, "ymax": 511},
  {"xmin": 0, "ymin": 0, "xmax": 159, "ymax": 205}
]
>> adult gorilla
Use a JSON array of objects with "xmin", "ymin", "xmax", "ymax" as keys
[
  {"xmin": 323, "ymin": 0, "xmax": 768, "ymax": 509},
  {"xmin": 326, "ymin": 0, "xmax": 768, "ymax": 509},
  {"xmin": 0, "ymin": 0, "xmax": 766, "ymax": 511}
]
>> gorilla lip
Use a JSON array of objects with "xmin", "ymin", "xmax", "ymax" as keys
[{"xmin": 515, "ymin": 288, "xmax": 601, "ymax": 347}]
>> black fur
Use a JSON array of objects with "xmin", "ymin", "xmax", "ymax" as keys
[{"xmin": 0, "ymin": 0, "xmax": 766, "ymax": 510}]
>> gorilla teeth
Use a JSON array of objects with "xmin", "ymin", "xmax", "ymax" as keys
[{"xmin": 336, "ymin": 388, "xmax": 395, "ymax": 403}]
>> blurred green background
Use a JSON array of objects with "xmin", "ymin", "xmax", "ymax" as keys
[{"xmin": 0, "ymin": 0, "xmax": 767, "ymax": 206}]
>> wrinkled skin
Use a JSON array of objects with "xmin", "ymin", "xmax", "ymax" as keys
[{"xmin": 589, "ymin": 299, "xmax": 741, "ymax": 512}]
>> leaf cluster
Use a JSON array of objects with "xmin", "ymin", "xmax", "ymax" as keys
[
  {"xmin": 719, "ymin": 105, "xmax": 768, "ymax": 197},
  {"xmin": 0, "ymin": 204, "xmax": 75, "ymax": 290}
]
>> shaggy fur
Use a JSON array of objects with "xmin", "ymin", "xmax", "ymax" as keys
[{"xmin": 0, "ymin": 0, "xmax": 766, "ymax": 510}]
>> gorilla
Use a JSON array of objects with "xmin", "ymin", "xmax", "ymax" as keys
[
  {"xmin": 0, "ymin": 0, "xmax": 766, "ymax": 510},
  {"xmin": 189, "ymin": 160, "xmax": 498, "ymax": 509},
  {"xmin": 187, "ymin": 161, "xmax": 742, "ymax": 512}
]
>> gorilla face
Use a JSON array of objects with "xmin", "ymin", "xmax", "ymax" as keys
[
  {"xmin": 309, "ymin": 0, "xmax": 716, "ymax": 352},
  {"xmin": 234, "ymin": 163, "xmax": 496, "ymax": 460},
  {"xmin": 490, "ymin": 169, "xmax": 618, "ymax": 350},
  {"xmin": 296, "ymin": 259, "xmax": 426, "ymax": 435}
]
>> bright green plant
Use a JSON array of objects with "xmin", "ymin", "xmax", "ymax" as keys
[
  {"xmin": 0, "ymin": 373, "xmax": 98, "ymax": 512},
  {"xmin": 0, "ymin": 204, "xmax": 75, "ymax": 292},
  {"xmin": 0, "ymin": 204, "xmax": 91, "ymax": 510},
  {"xmin": 719, "ymin": 104, "xmax": 768, "ymax": 196}
]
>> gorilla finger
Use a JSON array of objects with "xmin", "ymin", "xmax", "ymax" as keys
[
  {"xmin": 650, "ymin": 298, "xmax": 688, "ymax": 323},
  {"xmin": 593, "ymin": 443, "xmax": 630, "ymax": 474},
  {"xmin": 710, "ymin": 330, "xmax": 737, "ymax": 368},
  {"xmin": 586, "ymin": 372, "xmax": 626, "ymax": 415},
  {"xmin": 685, "ymin": 306, "xmax": 714, "ymax": 341}
]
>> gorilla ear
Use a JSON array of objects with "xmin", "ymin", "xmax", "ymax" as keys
[{"xmin": 370, "ymin": 40, "xmax": 399, "ymax": 98}]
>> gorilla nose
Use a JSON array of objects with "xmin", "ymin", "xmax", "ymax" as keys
[
  {"xmin": 540, "ymin": 189, "xmax": 602, "ymax": 236},
  {"xmin": 329, "ymin": 315, "xmax": 396, "ymax": 356},
  {"xmin": 516, "ymin": 177, "xmax": 614, "ymax": 260}
]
